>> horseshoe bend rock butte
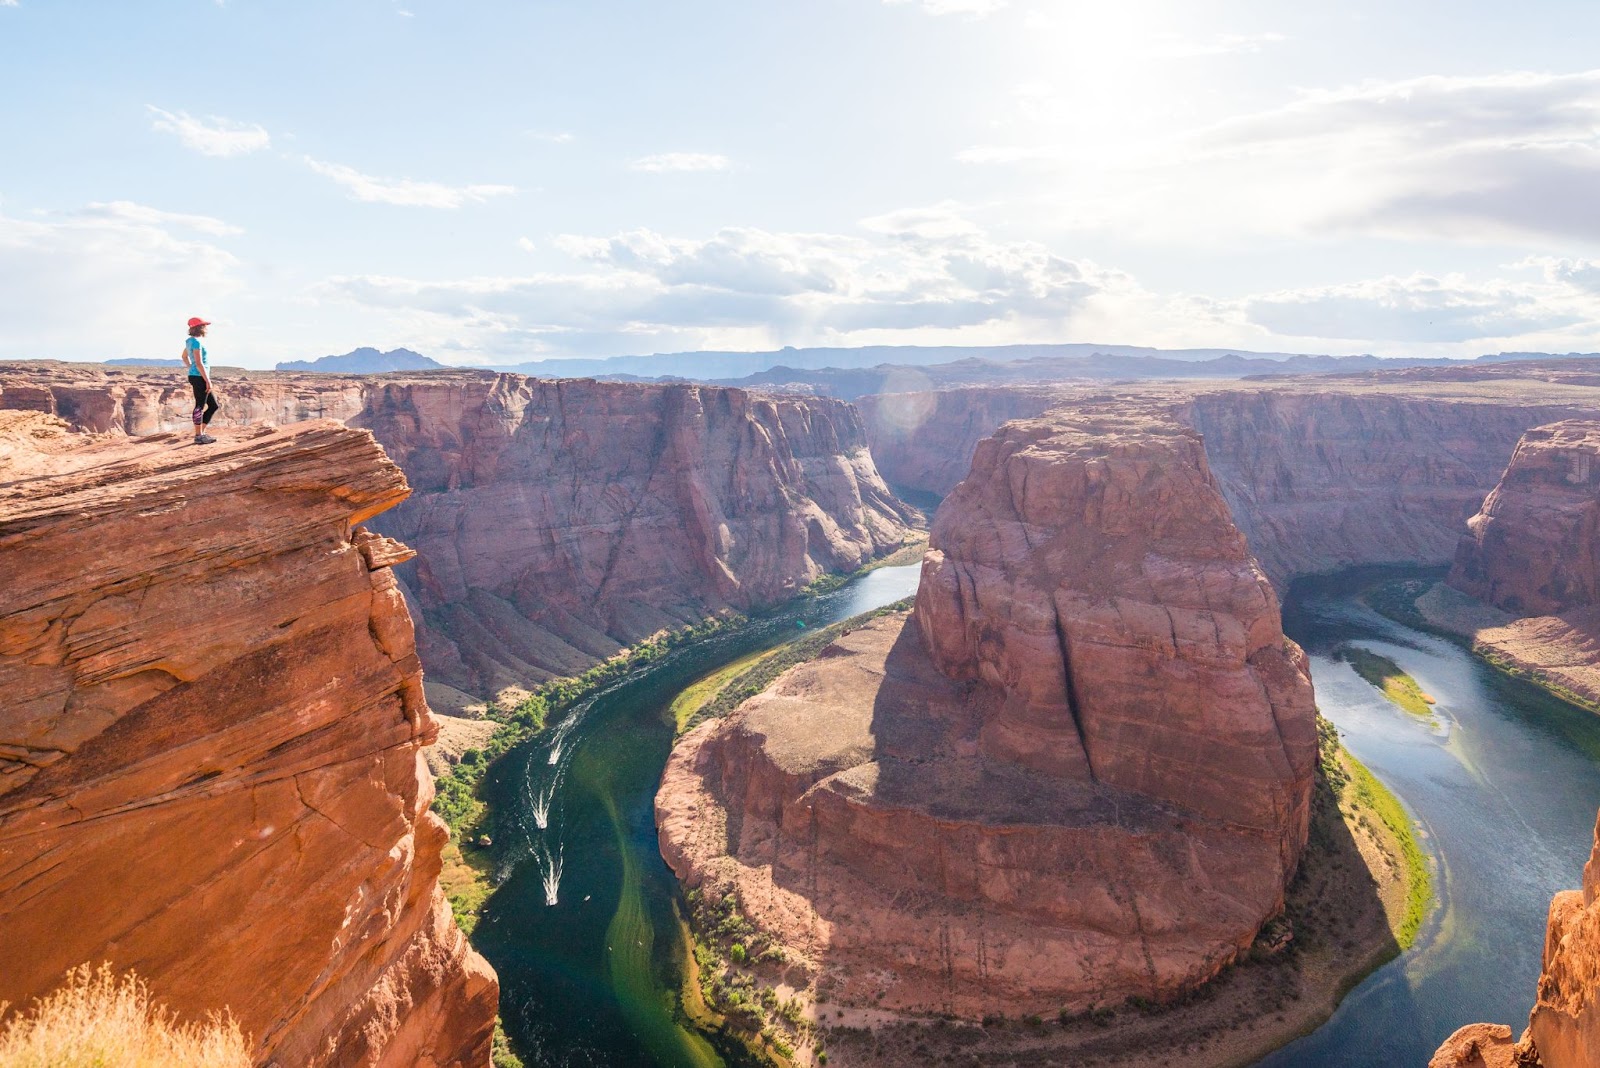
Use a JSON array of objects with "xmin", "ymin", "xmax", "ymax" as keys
[
  {"xmin": 0, "ymin": 413, "xmax": 497, "ymax": 1067},
  {"xmin": 656, "ymin": 411, "xmax": 1319, "ymax": 1016}
]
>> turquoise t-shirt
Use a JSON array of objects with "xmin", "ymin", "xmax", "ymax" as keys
[{"xmin": 185, "ymin": 336, "xmax": 209, "ymax": 378}]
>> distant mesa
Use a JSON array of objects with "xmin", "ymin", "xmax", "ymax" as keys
[
  {"xmin": 105, "ymin": 357, "xmax": 182, "ymax": 366},
  {"xmin": 277, "ymin": 346, "xmax": 445, "ymax": 373}
]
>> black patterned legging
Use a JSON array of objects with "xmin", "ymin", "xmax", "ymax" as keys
[{"xmin": 189, "ymin": 376, "xmax": 219, "ymax": 427}]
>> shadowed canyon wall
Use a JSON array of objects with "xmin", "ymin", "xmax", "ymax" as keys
[
  {"xmin": 0, "ymin": 414, "xmax": 497, "ymax": 1066},
  {"xmin": 0, "ymin": 364, "xmax": 919, "ymax": 704},
  {"xmin": 857, "ymin": 373, "xmax": 1600, "ymax": 583},
  {"xmin": 657, "ymin": 411, "xmax": 1318, "ymax": 1018}
]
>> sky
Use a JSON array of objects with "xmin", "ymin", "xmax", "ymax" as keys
[{"xmin": 7, "ymin": 1, "xmax": 1600, "ymax": 369}]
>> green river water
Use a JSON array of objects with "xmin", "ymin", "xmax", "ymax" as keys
[
  {"xmin": 473, "ymin": 564, "xmax": 1600, "ymax": 1067},
  {"xmin": 472, "ymin": 566, "xmax": 921, "ymax": 1068}
]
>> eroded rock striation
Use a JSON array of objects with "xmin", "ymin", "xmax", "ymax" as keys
[
  {"xmin": 855, "ymin": 378, "xmax": 1594, "ymax": 583},
  {"xmin": 1181, "ymin": 389, "xmax": 1584, "ymax": 584},
  {"xmin": 1450, "ymin": 420, "xmax": 1600, "ymax": 616},
  {"xmin": 657, "ymin": 411, "xmax": 1318, "ymax": 1017},
  {"xmin": 1431, "ymin": 810, "xmax": 1600, "ymax": 1068},
  {"xmin": 357, "ymin": 376, "xmax": 917, "ymax": 702},
  {"xmin": 857, "ymin": 386, "xmax": 1065, "ymax": 497},
  {"xmin": 1, "ymin": 364, "xmax": 917, "ymax": 706},
  {"xmin": 0, "ymin": 414, "xmax": 497, "ymax": 1067},
  {"xmin": 1415, "ymin": 421, "xmax": 1600, "ymax": 710}
]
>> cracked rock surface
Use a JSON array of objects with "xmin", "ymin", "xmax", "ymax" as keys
[{"xmin": 0, "ymin": 413, "xmax": 497, "ymax": 1067}]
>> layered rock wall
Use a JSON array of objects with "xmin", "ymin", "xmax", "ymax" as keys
[
  {"xmin": 854, "ymin": 380, "xmax": 1588, "ymax": 582},
  {"xmin": 0, "ymin": 415, "xmax": 497, "ymax": 1067},
  {"xmin": 916, "ymin": 412, "xmax": 1319, "ymax": 846},
  {"xmin": 658, "ymin": 411, "xmax": 1318, "ymax": 1017},
  {"xmin": 0, "ymin": 364, "xmax": 918, "ymax": 703},
  {"xmin": 1448, "ymin": 420, "xmax": 1600, "ymax": 615},
  {"xmin": 856, "ymin": 386, "xmax": 1064, "ymax": 496},
  {"xmin": 1183, "ymin": 390, "xmax": 1584, "ymax": 584},
  {"xmin": 356, "ymin": 376, "xmax": 916, "ymax": 699}
]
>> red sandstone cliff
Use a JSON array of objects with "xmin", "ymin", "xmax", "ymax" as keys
[
  {"xmin": 0, "ymin": 413, "xmax": 497, "ymax": 1067},
  {"xmin": 0, "ymin": 364, "xmax": 918, "ymax": 704},
  {"xmin": 1449, "ymin": 420, "xmax": 1600, "ymax": 616},
  {"xmin": 657, "ymin": 411, "xmax": 1318, "ymax": 1018},
  {"xmin": 1414, "ymin": 421, "xmax": 1600, "ymax": 711},
  {"xmin": 856, "ymin": 386, "xmax": 1064, "ymax": 496},
  {"xmin": 1431, "ymin": 811, "xmax": 1600, "ymax": 1068},
  {"xmin": 1180, "ymin": 389, "xmax": 1585, "ymax": 584},
  {"xmin": 355, "ymin": 376, "xmax": 916, "ymax": 700},
  {"xmin": 855, "ymin": 380, "xmax": 1592, "ymax": 583}
]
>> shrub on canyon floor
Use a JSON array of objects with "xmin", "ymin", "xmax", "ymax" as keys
[{"xmin": 0, "ymin": 964, "xmax": 250, "ymax": 1068}]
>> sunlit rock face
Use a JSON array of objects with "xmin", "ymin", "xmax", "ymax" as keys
[
  {"xmin": 0, "ymin": 414, "xmax": 497, "ymax": 1068},
  {"xmin": 857, "ymin": 386, "xmax": 1065, "ymax": 496},
  {"xmin": 658, "ymin": 410, "xmax": 1318, "ymax": 1018},
  {"xmin": 1449, "ymin": 420, "xmax": 1600, "ymax": 616},
  {"xmin": 0, "ymin": 363, "xmax": 919, "ymax": 705},
  {"xmin": 854, "ymin": 377, "xmax": 1591, "ymax": 584},
  {"xmin": 355, "ymin": 376, "xmax": 918, "ymax": 699}
]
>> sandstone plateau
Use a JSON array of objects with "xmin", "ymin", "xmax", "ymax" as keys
[
  {"xmin": 657, "ymin": 411, "xmax": 1318, "ymax": 1017},
  {"xmin": 0, "ymin": 363, "xmax": 918, "ymax": 708},
  {"xmin": 0, "ymin": 413, "xmax": 497, "ymax": 1067},
  {"xmin": 1430, "ymin": 810, "xmax": 1600, "ymax": 1068}
]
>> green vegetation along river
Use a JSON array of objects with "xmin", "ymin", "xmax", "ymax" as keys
[
  {"xmin": 1258, "ymin": 568, "xmax": 1600, "ymax": 1065},
  {"xmin": 472, "ymin": 565, "xmax": 921, "ymax": 1068},
  {"xmin": 474, "ymin": 562, "xmax": 1600, "ymax": 1067}
]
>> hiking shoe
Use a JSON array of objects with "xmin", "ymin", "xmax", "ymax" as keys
[{"xmin": 194, "ymin": 434, "xmax": 217, "ymax": 445}]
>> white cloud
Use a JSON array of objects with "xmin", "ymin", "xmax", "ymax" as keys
[
  {"xmin": 860, "ymin": 203, "xmax": 983, "ymax": 240},
  {"xmin": 1, "ymin": 2, "xmax": 19, "ymax": 8},
  {"xmin": 1075, "ymin": 69, "xmax": 1600, "ymax": 244},
  {"xmin": 74, "ymin": 201, "xmax": 242, "ymax": 237},
  {"xmin": 1521, "ymin": 257, "xmax": 1600, "ymax": 294},
  {"xmin": 884, "ymin": 0, "xmax": 1006, "ymax": 17},
  {"xmin": 316, "ymin": 211, "xmax": 1140, "ymax": 357},
  {"xmin": 146, "ymin": 106, "xmax": 270, "ymax": 157},
  {"xmin": 517, "ymin": 237, "xmax": 537, "ymax": 252},
  {"xmin": 630, "ymin": 152, "xmax": 731, "ymax": 173},
  {"xmin": 308, "ymin": 207, "xmax": 1600, "ymax": 358},
  {"xmin": 955, "ymin": 144, "xmax": 1063, "ymax": 165},
  {"xmin": 1241, "ymin": 273, "xmax": 1587, "ymax": 344},
  {"xmin": 304, "ymin": 158, "xmax": 516, "ymax": 208},
  {"xmin": 1144, "ymin": 31, "xmax": 1286, "ymax": 59},
  {"xmin": 0, "ymin": 202, "xmax": 241, "ymax": 359},
  {"xmin": 527, "ymin": 131, "xmax": 575, "ymax": 144}
]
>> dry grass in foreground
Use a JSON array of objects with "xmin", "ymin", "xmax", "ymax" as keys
[{"xmin": 0, "ymin": 964, "xmax": 250, "ymax": 1068}]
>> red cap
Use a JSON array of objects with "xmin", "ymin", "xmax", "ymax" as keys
[{"xmin": 187, "ymin": 317, "xmax": 211, "ymax": 329}]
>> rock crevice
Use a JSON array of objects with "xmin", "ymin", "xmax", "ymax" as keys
[{"xmin": 657, "ymin": 410, "xmax": 1318, "ymax": 1017}]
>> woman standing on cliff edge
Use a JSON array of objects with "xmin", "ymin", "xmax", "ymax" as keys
[{"xmin": 182, "ymin": 316, "xmax": 219, "ymax": 445}]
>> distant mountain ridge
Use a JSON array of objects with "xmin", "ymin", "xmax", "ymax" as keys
[
  {"xmin": 277, "ymin": 347, "xmax": 443, "ymax": 373},
  {"xmin": 489, "ymin": 344, "xmax": 1600, "ymax": 385}
]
